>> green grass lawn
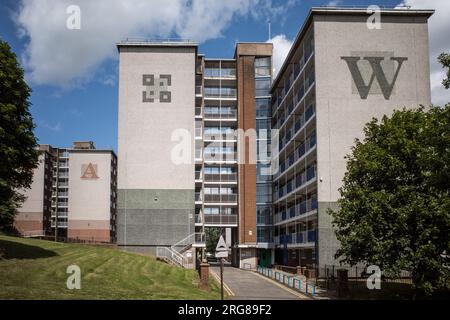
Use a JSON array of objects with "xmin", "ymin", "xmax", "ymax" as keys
[{"xmin": 0, "ymin": 235, "xmax": 220, "ymax": 300}]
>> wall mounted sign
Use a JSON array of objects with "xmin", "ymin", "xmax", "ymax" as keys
[
  {"xmin": 142, "ymin": 74, "xmax": 172, "ymax": 103},
  {"xmin": 341, "ymin": 52, "xmax": 408, "ymax": 100},
  {"xmin": 81, "ymin": 163, "xmax": 99, "ymax": 180}
]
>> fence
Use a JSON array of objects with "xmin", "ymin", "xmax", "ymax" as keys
[
  {"xmin": 257, "ymin": 266, "xmax": 317, "ymax": 297},
  {"xmin": 316, "ymin": 265, "xmax": 412, "ymax": 289}
]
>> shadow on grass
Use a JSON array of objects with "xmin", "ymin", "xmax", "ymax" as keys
[{"xmin": 0, "ymin": 239, "xmax": 58, "ymax": 260}]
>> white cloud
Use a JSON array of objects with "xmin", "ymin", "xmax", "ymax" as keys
[
  {"xmin": 267, "ymin": 34, "xmax": 293, "ymax": 78},
  {"xmin": 398, "ymin": 0, "xmax": 450, "ymax": 105},
  {"xmin": 41, "ymin": 120, "xmax": 62, "ymax": 132},
  {"xmin": 326, "ymin": 0, "xmax": 343, "ymax": 6},
  {"xmin": 15, "ymin": 0, "xmax": 296, "ymax": 88}
]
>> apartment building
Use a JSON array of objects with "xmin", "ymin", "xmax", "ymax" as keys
[
  {"xmin": 116, "ymin": 7, "xmax": 433, "ymax": 269},
  {"xmin": 15, "ymin": 141, "xmax": 117, "ymax": 243},
  {"xmin": 270, "ymin": 7, "xmax": 433, "ymax": 268}
]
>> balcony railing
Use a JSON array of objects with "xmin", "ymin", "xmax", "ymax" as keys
[
  {"xmin": 274, "ymin": 197, "xmax": 318, "ymax": 224},
  {"xmin": 204, "ymin": 173, "xmax": 237, "ymax": 183},
  {"xmin": 204, "ymin": 68, "xmax": 236, "ymax": 78},
  {"xmin": 204, "ymin": 110, "xmax": 237, "ymax": 120},
  {"xmin": 278, "ymin": 131, "xmax": 316, "ymax": 177},
  {"xmin": 278, "ymin": 104, "xmax": 315, "ymax": 150},
  {"xmin": 195, "ymin": 86, "xmax": 203, "ymax": 96},
  {"xmin": 204, "ymin": 133, "xmax": 237, "ymax": 140},
  {"xmin": 274, "ymin": 166, "xmax": 316, "ymax": 201},
  {"xmin": 274, "ymin": 230, "xmax": 316, "ymax": 245},
  {"xmin": 204, "ymin": 87, "xmax": 237, "ymax": 98},
  {"xmin": 204, "ymin": 153, "xmax": 237, "ymax": 162},
  {"xmin": 203, "ymin": 194, "xmax": 238, "ymax": 203},
  {"xmin": 203, "ymin": 214, "xmax": 238, "ymax": 225}
]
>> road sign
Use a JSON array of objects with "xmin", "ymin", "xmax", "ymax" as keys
[
  {"xmin": 214, "ymin": 235, "xmax": 229, "ymax": 301},
  {"xmin": 215, "ymin": 235, "xmax": 228, "ymax": 258}
]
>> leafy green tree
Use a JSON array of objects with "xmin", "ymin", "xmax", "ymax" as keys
[
  {"xmin": 0, "ymin": 39, "xmax": 38, "ymax": 229},
  {"xmin": 438, "ymin": 53, "xmax": 450, "ymax": 89},
  {"xmin": 205, "ymin": 228, "xmax": 221, "ymax": 253},
  {"xmin": 330, "ymin": 106, "xmax": 450, "ymax": 297}
]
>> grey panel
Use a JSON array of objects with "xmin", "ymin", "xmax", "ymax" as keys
[
  {"xmin": 117, "ymin": 189, "xmax": 195, "ymax": 248},
  {"xmin": 317, "ymin": 201, "xmax": 341, "ymax": 267}
]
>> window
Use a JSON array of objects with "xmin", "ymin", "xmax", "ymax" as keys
[
  {"xmin": 256, "ymin": 183, "xmax": 272, "ymax": 203},
  {"xmin": 255, "ymin": 57, "xmax": 271, "ymax": 77},
  {"xmin": 257, "ymin": 206, "xmax": 272, "ymax": 225},
  {"xmin": 256, "ymin": 98, "xmax": 271, "ymax": 118},
  {"xmin": 257, "ymin": 163, "xmax": 272, "ymax": 182},
  {"xmin": 255, "ymin": 78, "xmax": 271, "ymax": 97}
]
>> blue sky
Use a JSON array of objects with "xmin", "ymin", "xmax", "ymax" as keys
[{"xmin": 1, "ymin": 0, "xmax": 448, "ymax": 153}]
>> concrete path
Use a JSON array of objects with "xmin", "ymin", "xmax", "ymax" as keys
[{"xmin": 210, "ymin": 265, "xmax": 309, "ymax": 300}]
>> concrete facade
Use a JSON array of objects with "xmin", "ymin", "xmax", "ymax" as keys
[
  {"xmin": 117, "ymin": 43, "xmax": 197, "ymax": 252},
  {"xmin": 114, "ymin": 7, "xmax": 433, "ymax": 270},
  {"xmin": 67, "ymin": 150, "xmax": 117, "ymax": 242},
  {"xmin": 271, "ymin": 8, "xmax": 433, "ymax": 268},
  {"xmin": 15, "ymin": 153, "xmax": 49, "ymax": 234},
  {"xmin": 14, "ymin": 142, "xmax": 117, "ymax": 242}
]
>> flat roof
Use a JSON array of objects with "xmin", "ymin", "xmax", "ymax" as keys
[
  {"xmin": 68, "ymin": 149, "xmax": 117, "ymax": 157},
  {"xmin": 270, "ymin": 7, "xmax": 435, "ymax": 92},
  {"xmin": 116, "ymin": 39, "xmax": 198, "ymax": 50}
]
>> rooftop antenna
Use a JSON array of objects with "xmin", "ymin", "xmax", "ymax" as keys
[{"xmin": 268, "ymin": 19, "xmax": 271, "ymax": 40}]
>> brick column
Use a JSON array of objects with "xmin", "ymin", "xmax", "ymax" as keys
[{"xmin": 199, "ymin": 263, "xmax": 209, "ymax": 286}]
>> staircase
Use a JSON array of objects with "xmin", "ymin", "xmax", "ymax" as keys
[{"xmin": 156, "ymin": 232, "xmax": 205, "ymax": 269}]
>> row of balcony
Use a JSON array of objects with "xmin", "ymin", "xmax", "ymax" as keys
[
  {"xmin": 195, "ymin": 214, "xmax": 238, "ymax": 225},
  {"xmin": 275, "ymin": 74, "xmax": 315, "ymax": 130},
  {"xmin": 278, "ymin": 132, "xmax": 316, "ymax": 176},
  {"xmin": 274, "ymin": 165, "xmax": 316, "ymax": 202},
  {"xmin": 274, "ymin": 229, "xmax": 316, "ymax": 245},
  {"xmin": 195, "ymin": 193, "xmax": 238, "ymax": 203},
  {"xmin": 51, "ymin": 221, "xmax": 68, "ymax": 228},
  {"xmin": 273, "ymin": 43, "xmax": 314, "ymax": 112},
  {"xmin": 51, "ymin": 202, "xmax": 68, "ymax": 207},
  {"xmin": 278, "ymin": 109, "xmax": 315, "ymax": 154},
  {"xmin": 196, "ymin": 153, "xmax": 238, "ymax": 162},
  {"xmin": 204, "ymin": 110, "xmax": 237, "ymax": 120},
  {"xmin": 273, "ymin": 197, "xmax": 318, "ymax": 224},
  {"xmin": 196, "ymin": 173, "xmax": 238, "ymax": 183},
  {"xmin": 204, "ymin": 87, "xmax": 237, "ymax": 99},
  {"xmin": 52, "ymin": 192, "xmax": 68, "ymax": 197},
  {"xmin": 204, "ymin": 68, "xmax": 236, "ymax": 78}
]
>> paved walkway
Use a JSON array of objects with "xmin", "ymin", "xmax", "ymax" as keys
[{"xmin": 210, "ymin": 265, "xmax": 309, "ymax": 300}]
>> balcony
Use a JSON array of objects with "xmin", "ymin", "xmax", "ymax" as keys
[
  {"xmin": 274, "ymin": 197, "xmax": 318, "ymax": 224},
  {"xmin": 51, "ymin": 221, "xmax": 68, "ymax": 228},
  {"xmin": 274, "ymin": 230, "xmax": 316, "ymax": 246},
  {"xmin": 204, "ymin": 153, "xmax": 237, "ymax": 163},
  {"xmin": 274, "ymin": 165, "xmax": 316, "ymax": 202},
  {"xmin": 204, "ymin": 87, "xmax": 237, "ymax": 99},
  {"xmin": 195, "ymin": 107, "xmax": 202, "ymax": 118},
  {"xmin": 204, "ymin": 173, "xmax": 237, "ymax": 183},
  {"xmin": 203, "ymin": 194, "xmax": 237, "ymax": 203},
  {"xmin": 203, "ymin": 214, "xmax": 238, "ymax": 225},
  {"xmin": 195, "ymin": 85, "xmax": 203, "ymax": 97},
  {"xmin": 204, "ymin": 133, "xmax": 237, "ymax": 141},
  {"xmin": 204, "ymin": 110, "xmax": 237, "ymax": 120},
  {"xmin": 277, "ymin": 131, "xmax": 316, "ymax": 177},
  {"xmin": 204, "ymin": 68, "xmax": 236, "ymax": 79}
]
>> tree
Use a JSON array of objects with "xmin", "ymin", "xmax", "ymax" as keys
[
  {"xmin": 330, "ymin": 106, "xmax": 450, "ymax": 297},
  {"xmin": 0, "ymin": 39, "xmax": 39, "ymax": 230},
  {"xmin": 205, "ymin": 228, "xmax": 221, "ymax": 253},
  {"xmin": 438, "ymin": 53, "xmax": 450, "ymax": 89}
]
